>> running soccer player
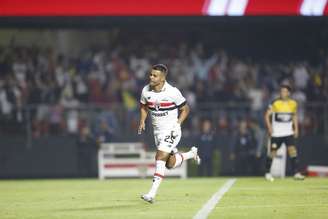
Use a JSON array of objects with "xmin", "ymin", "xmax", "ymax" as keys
[
  {"xmin": 138, "ymin": 64, "xmax": 201, "ymax": 203},
  {"xmin": 264, "ymin": 84, "xmax": 305, "ymax": 181}
]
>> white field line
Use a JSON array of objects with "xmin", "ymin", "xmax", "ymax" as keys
[{"xmin": 193, "ymin": 178, "xmax": 236, "ymax": 219}]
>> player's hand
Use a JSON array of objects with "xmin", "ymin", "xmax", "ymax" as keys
[
  {"xmin": 294, "ymin": 130, "xmax": 299, "ymax": 138},
  {"xmin": 138, "ymin": 122, "xmax": 145, "ymax": 135}
]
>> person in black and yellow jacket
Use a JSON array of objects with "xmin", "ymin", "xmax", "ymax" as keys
[{"xmin": 264, "ymin": 84, "xmax": 305, "ymax": 181}]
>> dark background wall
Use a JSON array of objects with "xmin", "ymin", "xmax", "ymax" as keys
[
  {"xmin": 0, "ymin": 134, "xmax": 326, "ymax": 178},
  {"xmin": 0, "ymin": 136, "xmax": 79, "ymax": 178}
]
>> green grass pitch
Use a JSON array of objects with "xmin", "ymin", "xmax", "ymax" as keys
[{"xmin": 0, "ymin": 177, "xmax": 327, "ymax": 219}]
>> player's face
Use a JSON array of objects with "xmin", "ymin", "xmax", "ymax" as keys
[
  {"xmin": 280, "ymin": 87, "xmax": 290, "ymax": 99},
  {"xmin": 202, "ymin": 120, "xmax": 212, "ymax": 133},
  {"xmin": 149, "ymin": 70, "xmax": 165, "ymax": 87}
]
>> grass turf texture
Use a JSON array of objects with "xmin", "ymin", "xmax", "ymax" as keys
[{"xmin": 0, "ymin": 177, "xmax": 327, "ymax": 219}]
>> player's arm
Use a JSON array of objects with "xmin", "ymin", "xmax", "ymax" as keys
[
  {"xmin": 292, "ymin": 106, "xmax": 299, "ymax": 138},
  {"xmin": 177, "ymin": 104, "xmax": 190, "ymax": 125},
  {"xmin": 292, "ymin": 113, "xmax": 299, "ymax": 138},
  {"xmin": 138, "ymin": 103, "xmax": 148, "ymax": 134},
  {"xmin": 264, "ymin": 108, "xmax": 273, "ymax": 136}
]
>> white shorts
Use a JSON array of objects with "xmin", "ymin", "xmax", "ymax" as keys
[{"xmin": 154, "ymin": 128, "xmax": 181, "ymax": 153}]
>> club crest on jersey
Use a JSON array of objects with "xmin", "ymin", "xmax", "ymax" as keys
[{"xmin": 154, "ymin": 101, "xmax": 161, "ymax": 111}]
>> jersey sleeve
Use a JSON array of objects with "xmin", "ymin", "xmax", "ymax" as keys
[
  {"xmin": 173, "ymin": 88, "xmax": 186, "ymax": 107},
  {"xmin": 140, "ymin": 87, "xmax": 147, "ymax": 105},
  {"xmin": 268, "ymin": 98, "xmax": 280, "ymax": 112}
]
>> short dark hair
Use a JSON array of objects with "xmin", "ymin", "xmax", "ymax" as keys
[
  {"xmin": 280, "ymin": 84, "xmax": 292, "ymax": 92},
  {"xmin": 152, "ymin": 64, "xmax": 168, "ymax": 75}
]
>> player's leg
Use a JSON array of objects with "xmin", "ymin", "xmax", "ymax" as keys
[
  {"xmin": 265, "ymin": 137, "xmax": 279, "ymax": 181},
  {"xmin": 165, "ymin": 147, "xmax": 201, "ymax": 169},
  {"xmin": 164, "ymin": 128, "xmax": 200, "ymax": 170},
  {"xmin": 141, "ymin": 150, "xmax": 170, "ymax": 203},
  {"xmin": 286, "ymin": 136, "xmax": 305, "ymax": 180},
  {"xmin": 141, "ymin": 131, "xmax": 172, "ymax": 203},
  {"xmin": 163, "ymin": 130, "xmax": 183, "ymax": 169}
]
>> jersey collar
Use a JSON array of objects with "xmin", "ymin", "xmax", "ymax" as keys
[
  {"xmin": 279, "ymin": 97, "xmax": 290, "ymax": 102},
  {"xmin": 150, "ymin": 81, "xmax": 168, "ymax": 92}
]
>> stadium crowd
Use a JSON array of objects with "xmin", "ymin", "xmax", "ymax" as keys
[{"xmin": 0, "ymin": 38, "xmax": 327, "ymax": 138}]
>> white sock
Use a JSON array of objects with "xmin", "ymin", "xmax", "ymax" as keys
[
  {"xmin": 173, "ymin": 153, "xmax": 184, "ymax": 168},
  {"xmin": 181, "ymin": 150, "xmax": 194, "ymax": 160},
  {"xmin": 148, "ymin": 160, "xmax": 165, "ymax": 198}
]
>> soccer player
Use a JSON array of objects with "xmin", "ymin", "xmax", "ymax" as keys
[
  {"xmin": 138, "ymin": 64, "xmax": 201, "ymax": 203},
  {"xmin": 264, "ymin": 84, "xmax": 305, "ymax": 181}
]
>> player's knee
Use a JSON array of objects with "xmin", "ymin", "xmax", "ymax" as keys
[
  {"xmin": 288, "ymin": 146, "xmax": 297, "ymax": 158},
  {"xmin": 165, "ymin": 162, "xmax": 173, "ymax": 169},
  {"xmin": 165, "ymin": 155, "xmax": 175, "ymax": 169},
  {"xmin": 155, "ymin": 150, "xmax": 170, "ymax": 161}
]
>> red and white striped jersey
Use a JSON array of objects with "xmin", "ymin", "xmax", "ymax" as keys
[{"xmin": 140, "ymin": 82, "xmax": 186, "ymax": 132}]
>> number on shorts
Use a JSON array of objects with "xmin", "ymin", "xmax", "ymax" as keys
[{"xmin": 164, "ymin": 135, "xmax": 174, "ymax": 144}]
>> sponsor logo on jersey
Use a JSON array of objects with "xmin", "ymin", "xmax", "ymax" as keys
[
  {"xmin": 275, "ymin": 113, "xmax": 292, "ymax": 122},
  {"xmin": 151, "ymin": 111, "xmax": 168, "ymax": 117}
]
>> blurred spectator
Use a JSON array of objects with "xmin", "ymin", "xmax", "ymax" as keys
[
  {"xmin": 248, "ymin": 84, "xmax": 265, "ymax": 125},
  {"xmin": 292, "ymin": 89, "xmax": 306, "ymax": 125},
  {"xmin": 249, "ymin": 118, "xmax": 266, "ymax": 175},
  {"xmin": 94, "ymin": 117, "xmax": 116, "ymax": 145},
  {"xmin": 0, "ymin": 80, "xmax": 12, "ymax": 120},
  {"xmin": 197, "ymin": 119, "xmax": 216, "ymax": 177},
  {"xmin": 48, "ymin": 104, "xmax": 64, "ymax": 134},
  {"xmin": 230, "ymin": 120, "xmax": 257, "ymax": 175},
  {"xmin": 293, "ymin": 63, "xmax": 309, "ymax": 90}
]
